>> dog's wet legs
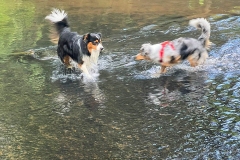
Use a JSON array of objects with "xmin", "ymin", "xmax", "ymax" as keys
[
  {"xmin": 78, "ymin": 63, "xmax": 93, "ymax": 79},
  {"xmin": 187, "ymin": 56, "xmax": 198, "ymax": 67},
  {"xmin": 64, "ymin": 67, "xmax": 74, "ymax": 75},
  {"xmin": 160, "ymin": 66, "xmax": 167, "ymax": 73},
  {"xmin": 63, "ymin": 55, "xmax": 72, "ymax": 68}
]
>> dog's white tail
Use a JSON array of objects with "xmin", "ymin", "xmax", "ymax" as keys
[
  {"xmin": 189, "ymin": 18, "xmax": 211, "ymax": 49},
  {"xmin": 45, "ymin": 8, "xmax": 67, "ymax": 23},
  {"xmin": 45, "ymin": 8, "xmax": 70, "ymax": 37}
]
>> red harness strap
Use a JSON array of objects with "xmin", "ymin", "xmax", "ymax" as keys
[{"xmin": 159, "ymin": 41, "xmax": 175, "ymax": 63}]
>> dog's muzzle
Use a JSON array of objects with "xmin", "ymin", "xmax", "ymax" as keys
[{"xmin": 135, "ymin": 53, "xmax": 146, "ymax": 60}]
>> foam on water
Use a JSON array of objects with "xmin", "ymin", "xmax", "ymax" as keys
[
  {"xmin": 29, "ymin": 46, "xmax": 101, "ymax": 83},
  {"xmin": 50, "ymin": 59, "xmax": 100, "ymax": 83},
  {"xmin": 28, "ymin": 35, "xmax": 240, "ymax": 86}
]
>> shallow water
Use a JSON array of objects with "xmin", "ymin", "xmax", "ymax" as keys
[{"xmin": 0, "ymin": 0, "xmax": 240, "ymax": 159}]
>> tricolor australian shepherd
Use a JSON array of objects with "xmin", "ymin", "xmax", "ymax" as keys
[
  {"xmin": 135, "ymin": 18, "xmax": 211, "ymax": 74},
  {"xmin": 45, "ymin": 8, "xmax": 104, "ymax": 79}
]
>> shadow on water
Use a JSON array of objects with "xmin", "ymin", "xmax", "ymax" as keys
[{"xmin": 0, "ymin": 0, "xmax": 240, "ymax": 159}]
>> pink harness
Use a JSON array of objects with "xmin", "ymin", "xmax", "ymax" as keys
[{"xmin": 159, "ymin": 41, "xmax": 175, "ymax": 63}]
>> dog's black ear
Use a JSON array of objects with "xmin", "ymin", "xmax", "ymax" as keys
[{"xmin": 83, "ymin": 33, "xmax": 90, "ymax": 42}]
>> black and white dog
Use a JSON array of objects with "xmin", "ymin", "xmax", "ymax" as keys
[{"xmin": 45, "ymin": 8, "xmax": 104, "ymax": 79}]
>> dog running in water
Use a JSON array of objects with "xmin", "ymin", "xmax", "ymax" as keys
[
  {"xmin": 135, "ymin": 18, "xmax": 211, "ymax": 74},
  {"xmin": 45, "ymin": 8, "xmax": 104, "ymax": 79}
]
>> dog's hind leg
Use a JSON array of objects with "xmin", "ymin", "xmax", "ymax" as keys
[{"xmin": 63, "ymin": 55, "xmax": 72, "ymax": 68}]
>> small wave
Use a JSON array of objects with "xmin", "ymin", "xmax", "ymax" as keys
[
  {"xmin": 50, "ymin": 59, "xmax": 100, "ymax": 83},
  {"xmin": 28, "ymin": 46, "xmax": 58, "ymax": 60},
  {"xmin": 140, "ymin": 24, "xmax": 158, "ymax": 31}
]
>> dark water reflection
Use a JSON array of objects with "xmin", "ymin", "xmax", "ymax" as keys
[{"xmin": 0, "ymin": 0, "xmax": 240, "ymax": 159}]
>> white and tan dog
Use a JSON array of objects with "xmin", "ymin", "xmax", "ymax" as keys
[{"xmin": 136, "ymin": 18, "xmax": 211, "ymax": 73}]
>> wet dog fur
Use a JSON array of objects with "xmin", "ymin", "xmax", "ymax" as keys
[
  {"xmin": 136, "ymin": 18, "xmax": 211, "ymax": 73},
  {"xmin": 45, "ymin": 8, "xmax": 104, "ymax": 79}
]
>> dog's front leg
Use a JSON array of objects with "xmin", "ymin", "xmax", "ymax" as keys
[
  {"xmin": 78, "ymin": 63, "xmax": 93, "ymax": 79},
  {"xmin": 160, "ymin": 66, "xmax": 167, "ymax": 73}
]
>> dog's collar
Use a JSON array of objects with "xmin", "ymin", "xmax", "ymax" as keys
[{"xmin": 159, "ymin": 41, "xmax": 175, "ymax": 63}]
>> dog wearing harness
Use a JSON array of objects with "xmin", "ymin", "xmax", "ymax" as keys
[{"xmin": 135, "ymin": 18, "xmax": 211, "ymax": 74}]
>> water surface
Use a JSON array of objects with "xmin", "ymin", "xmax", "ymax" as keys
[{"xmin": 0, "ymin": 0, "xmax": 240, "ymax": 159}]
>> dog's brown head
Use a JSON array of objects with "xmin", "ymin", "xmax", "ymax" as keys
[{"xmin": 135, "ymin": 43, "xmax": 151, "ymax": 60}]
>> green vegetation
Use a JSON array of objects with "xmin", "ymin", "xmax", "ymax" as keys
[{"xmin": 0, "ymin": 0, "xmax": 42, "ymax": 56}]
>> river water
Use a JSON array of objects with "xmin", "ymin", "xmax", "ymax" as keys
[{"xmin": 0, "ymin": 0, "xmax": 239, "ymax": 159}]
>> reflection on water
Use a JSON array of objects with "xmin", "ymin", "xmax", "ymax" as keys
[{"xmin": 0, "ymin": 0, "xmax": 240, "ymax": 159}]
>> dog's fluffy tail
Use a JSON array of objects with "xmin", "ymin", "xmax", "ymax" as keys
[
  {"xmin": 45, "ymin": 8, "xmax": 69, "ymax": 35},
  {"xmin": 189, "ymin": 18, "xmax": 211, "ymax": 49}
]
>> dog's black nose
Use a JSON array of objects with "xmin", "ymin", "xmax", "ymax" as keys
[{"xmin": 100, "ymin": 47, "xmax": 104, "ymax": 51}]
